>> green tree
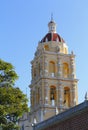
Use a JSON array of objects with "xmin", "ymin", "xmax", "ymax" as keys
[
  {"xmin": 0, "ymin": 59, "xmax": 29, "ymax": 130},
  {"xmin": 0, "ymin": 59, "xmax": 18, "ymax": 87}
]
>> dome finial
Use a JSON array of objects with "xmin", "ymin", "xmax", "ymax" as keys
[
  {"xmin": 51, "ymin": 13, "xmax": 53, "ymax": 21},
  {"xmin": 48, "ymin": 14, "xmax": 56, "ymax": 33}
]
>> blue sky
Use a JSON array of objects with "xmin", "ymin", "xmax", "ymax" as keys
[{"xmin": 0, "ymin": 0, "xmax": 88, "ymax": 104}]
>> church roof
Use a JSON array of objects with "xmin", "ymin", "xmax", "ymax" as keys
[
  {"xmin": 40, "ymin": 33, "xmax": 65, "ymax": 43},
  {"xmin": 34, "ymin": 101, "xmax": 88, "ymax": 130},
  {"xmin": 40, "ymin": 18, "xmax": 65, "ymax": 43}
]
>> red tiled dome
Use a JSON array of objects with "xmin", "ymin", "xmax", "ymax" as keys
[{"xmin": 41, "ymin": 33, "xmax": 65, "ymax": 43}]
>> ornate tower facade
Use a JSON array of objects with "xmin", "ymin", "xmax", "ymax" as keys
[{"xmin": 29, "ymin": 18, "xmax": 78, "ymax": 123}]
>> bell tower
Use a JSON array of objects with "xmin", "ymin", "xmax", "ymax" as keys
[{"xmin": 29, "ymin": 18, "xmax": 78, "ymax": 123}]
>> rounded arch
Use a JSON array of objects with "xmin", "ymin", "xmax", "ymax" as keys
[
  {"xmin": 63, "ymin": 63, "xmax": 69, "ymax": 78},
  {"xmin": 50, "ymin": 86, "xmax": 56, "ymax": 106},
  {"xmin": 49, "ymin": 61, "xmax": 55, "ymax": 76},
  {"xmin": 64, "ymin": 87, "xmax": 70, "ymax": 107}
]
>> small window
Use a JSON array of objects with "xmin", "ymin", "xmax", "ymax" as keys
[
  {"xmin": 56, "ymin": 37, "xmax": 59, "ymax": 42},
  {"xmin": 44, "ymin": 45, "xmax": 49, "ymax": 51},
  {"xmin": 52, "ymin": 26, "xmax": 55, "ymax": 30},
  {"xmin": 45, "ymin": 38, "xmax": 48, "ymax": 42}
]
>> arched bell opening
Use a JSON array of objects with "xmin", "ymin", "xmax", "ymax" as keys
[
  {"xmin": 64, "ymin": 87, "xmax": 70, "ymax": 107},
  {"xmin": 49, "ymin": 61, "xmax": 55, "ymax": 77},
  {"xmin": 63, "ymin": 63, "xmax": 69, "ymax": 78},
  {"xmin": 50, "ymin": 86, "xmax": 56, "ymax": 106}
]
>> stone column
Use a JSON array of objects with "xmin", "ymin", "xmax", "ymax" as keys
[
  {"xmin": 30, "ymin": 88, "xmax": 33, "ymax": 107},
  {"xmin": 44, "ymin": 80, "xmax": 49, "ymax": 105},
  {"xmin": 71, "ymin": 83, "xmax": 77, "ymax": 106},
  {"xmin": 40, "ymin": 109, "xmax": 44, "ymax": 122},
  {"xmin": 39, "ymin": 82, "xmax": 43, "ymax": 104},
  {"xmin": 57, "ymin": 57, "xmax": 62, "ymax": 78},
  {"xmin": 36, "ymin": 62, "xmax": 38, "ymax": 77},
  {"xmin": 70, "ymin": 88, "xmax": 73, "ymax": 107},
  {"xmin": 56, "ymin": 85, "xmax": 59, "ymax": 106},
  {"xmin": 71, "ymin": 56, "xmax": 76, "ymax": 79},
  {"xmin": 33, "ymin": 89, "xmax": 36, "ymax": 107},
  {"xmin": 44, "ymin": 56, "xmax": 48, "ymax": 77},
  {"xmin": 39, "ymin": 59, "xmax": 43, "ymax": 77},
  {"xmin": 58, "ymin": 82, "xmax": 64, "ymax": 112}
]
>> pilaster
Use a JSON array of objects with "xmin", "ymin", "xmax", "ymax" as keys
[{"xmin": 57, "ymin": 56, "xmax": 62, "ymax": 78}]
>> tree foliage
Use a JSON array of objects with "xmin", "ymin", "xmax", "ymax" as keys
[
  {"xmin": 0, "ymin": 59, "xmax": 18, "ymax": 86},
  {"xmin": 0, "ymin": 59, "xmax": 29, "ymax": 130},
  {"xmin": 0, "ymin": 87, "xmax": 28, "ymax": 117}
]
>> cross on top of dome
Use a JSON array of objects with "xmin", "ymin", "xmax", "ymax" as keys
[{"xmin": 48, "ymin": 14, "xmax": 57, "ymax": 33}]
